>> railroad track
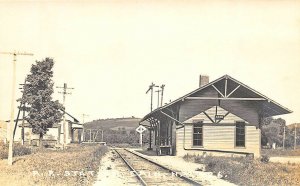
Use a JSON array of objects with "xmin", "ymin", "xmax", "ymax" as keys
[{"xmin": 114, "ymin": 148, "xmax": 201, "ymax": 186}]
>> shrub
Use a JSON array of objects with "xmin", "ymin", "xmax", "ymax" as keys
[
  {"xmin": 0, "ymin": 142, "xmax": 8, "ymax": 159},
  {"xmin": 260, "ymin": 155, "xmax": 269, "ymax": 163},
  {"xmin": 183, "ymin": 154, "xmax": 300, "ymax": 185}
]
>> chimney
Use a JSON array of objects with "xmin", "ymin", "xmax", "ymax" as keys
[{"xmin": 199, "ymin": 75, "xmax": 209, "ymax": 87}]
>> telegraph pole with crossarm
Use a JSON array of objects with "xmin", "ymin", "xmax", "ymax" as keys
[
  {"xmin": 160, "ymin": 84, "xmax": 165, "ymax": 107},
  {"xmin": 0, "ymin": 51, "xmax": 33, "ymax": 165},
  {"xmin": 81, "ymin": 114, "xmax": 89, "ymax": 142},
  {"xmin": 56, "ymin": 83, "xmax": 74, "ymax": 147}
]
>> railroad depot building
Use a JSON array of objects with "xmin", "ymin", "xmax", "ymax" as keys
[{"xmin": 139, "ymin": 75, "xmax": 292, "ymax": 158}]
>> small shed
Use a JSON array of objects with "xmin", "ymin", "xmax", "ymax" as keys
[
  {"xmin": 140, "ymin": 75, "xmax": 292, "ymax": 158},
  {"xmin": 8, "ymin": 111, "xmax": 83, "ymax": 145}
]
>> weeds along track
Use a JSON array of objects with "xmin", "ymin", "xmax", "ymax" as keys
[{"xmin": 114, "ymin": 148, "xmax": 201, "ymax": 186}]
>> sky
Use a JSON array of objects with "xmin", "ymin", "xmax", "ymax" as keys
[{"xmin": 0, "ymin": 0, "xmax": 299, "ymax": 124}]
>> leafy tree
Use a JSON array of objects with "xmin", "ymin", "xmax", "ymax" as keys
[
  {"xmin": 19, "ymin": 58, "xmax": 63, "ymax": 146},
  {"xmin": 261, "ymin": 117, "xmax": 295, "ymax": 148},
  {"xmin": 261, "ymin": 117, "xmax": 273, "ymax": 126}
]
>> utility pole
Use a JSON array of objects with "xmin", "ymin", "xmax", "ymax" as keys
[
  {"xmin": 14, "ymin": 80, "xmax": 27, "ymax": 146},
  {"xmin": 155, "ymin": 89, "xmax": 161, "ymax": 108},
  {"xmin": 146, "ymin": 83, "xmax": 159, "ymax": 112},
  {"xmin": 160, "ymin": 84, "xmax": 165, "ymax": 107},
  {"xmin": 82, "ymin": 114, "xmax": 89, "ymax": 123},
  {"xmin": 81, "ymin": 114, "xmax": 89, "ymax": 142},
  {"xmin": 0, "ymin": 51, "xmax": 33, "ymax": 165},
  {"xmin": 146, "ymin": 83, "xmax": 158, "ymax": 150},
  {"xmin": 57, "ymin": 83, "xmax": 74, "ymax": 147}
]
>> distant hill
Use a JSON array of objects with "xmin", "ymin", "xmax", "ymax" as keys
[
  {"xmin": 84, "ymin": 117, "xmax": 141, "ymax": 131},
  {"xmin": 287, "ymin": 123, "xmax": 300, "ymax": 129}
]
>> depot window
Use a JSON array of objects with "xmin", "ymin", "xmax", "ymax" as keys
[
  {"xmin": 193, "ymin": 122, "xmax": 203, "ymax": 146},
  {"xmin": 236, "ymin": 122, "xmax": 245, "ymax": 147}
]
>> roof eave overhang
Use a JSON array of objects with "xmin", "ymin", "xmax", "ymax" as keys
[{"xmin": 139, "ymin": 75, "xmax": 292, "ymax": 123}]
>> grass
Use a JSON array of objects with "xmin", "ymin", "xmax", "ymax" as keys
[
  {"xmin": 183, "ymin": 154, "xmax": 300, "ymax": 185},
  {"xmin": 0, "ymin": 143, "xmax": 108, "ymax": 186},
  {"xmin": 262, "ymin": 148, "xmax": 300, "ymax": 157},
  {"xmin": 0, "ymin": 142, "xmax": 32, "ymax": 159}
]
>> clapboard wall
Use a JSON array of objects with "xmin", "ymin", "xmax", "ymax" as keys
[
  {"xmin": 176, "ymin": 125, "xmax": 261, "ymax": 157},
  {"xmin": 176, "ymin": 105, "xmax": 261, "ymax": 157}
]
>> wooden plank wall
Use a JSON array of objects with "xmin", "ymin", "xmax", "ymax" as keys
[
  {"xmin": 176, "ymin": 105, "xmax": 261, "ymax": 157},
  {"xmin": 176, "ymin": 125, "xmax": 261, "ymax": 157}
]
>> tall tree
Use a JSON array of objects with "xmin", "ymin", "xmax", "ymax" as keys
[
  {"xmin": 261, "ymin": 117, "xmax": 296, "ymax": 148},
  {"xmin": 19, "ymin": 58, "xmax": 63, "ymax": 146}
]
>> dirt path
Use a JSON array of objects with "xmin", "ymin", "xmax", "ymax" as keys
[{"xmin": 269, "ymin": 156, "xmax": 300, "ymax": 164}]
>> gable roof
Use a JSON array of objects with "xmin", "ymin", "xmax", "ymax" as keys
[{"xmin": 140, "ymin": 75, "xmax": 292, "ymax": 123}]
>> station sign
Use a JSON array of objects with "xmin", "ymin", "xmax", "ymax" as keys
[{"xmin": 215, "ymin": 115, "xmax": 225, "ymax": 120}]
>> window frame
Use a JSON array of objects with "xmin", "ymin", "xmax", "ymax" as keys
[
  {"xmin": 193, "ymin": 121, "xmax": 203, "ymax": 147},
  {"xmin": 235, "ymin": 121, "xmax": 246, "ymax": 148}
]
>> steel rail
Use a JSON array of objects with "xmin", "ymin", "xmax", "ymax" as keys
[
  {"xmin": 124, "ymin": 149, "xmax": 202, "ymax": 186},
  {"xmin": 114, "ymin": 149, "xmax": 148, "ymax": 186}
]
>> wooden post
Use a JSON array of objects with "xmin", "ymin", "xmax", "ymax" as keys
[
  {"xmin": 21, "ymin": 107, "xmax": 25, "ymax": 145},
  {"xmin": 149, "ymin": 128, "xmax": 152, "ymax": 150},
  {"xmin": 160, "ymin": 84, "xmax": 165, "ymax": 107},
  {"xmin": 156, "ymin": 90, "xmax": 161, "ymax": 108},
  {"xmin": 81, "ymin": 128, "xmax": 85, "ymax": 142},
  {"xmin": 57, "ymin": 125, "xmax": 61, "ymax": 144},
  {"xmin": 154, "ymin": 125, "xmax": 157, "ymax": 145},
  {"xmin": 81, "ymin": 114, "xmax": 88, "ymax": 143},
  {"xmin": 62, "ymin": 87, "xmax": 66, "ymax": 147}
]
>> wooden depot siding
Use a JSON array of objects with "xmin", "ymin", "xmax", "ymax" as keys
[
  {"xmin": 176, "ymin": 125, "xmax": 261, "ymax": 157},
  {"xmin": 176, "ymin": 106, "xmax": 261, "ymax": 157}
]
